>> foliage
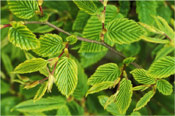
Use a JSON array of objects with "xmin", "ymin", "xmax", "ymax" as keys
[{"xmin": 1, "ymin": 0, "xmax": 174, "ymax": 115}]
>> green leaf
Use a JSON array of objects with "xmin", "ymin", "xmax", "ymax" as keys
[
  {"xmin": 66, "ymin": 35, "xmax": 77, "ymax": 45},
  {"xmin": 73, "ymin": 60, "xmax": 88, "ymax": 100},
  {"xmin": 13, "ymin": 96, "xmax": 66, "ymax": 112},
  {"xmin": 34, "ymin": 34, "xmax": 64, "ymax": 57},
  {"xmin": 136, "ymin": 1, "xmax": 157, "ymax": 25},
  {"xmin": 131, "ymin": 69, "xmax": 156, "ymax": 84},
  {"xmin": 134, "ymin": 90, "xmax": 155, "ymax": 111},
  {"xmin": 73, "ymin": 0, "xmax": 97, "ymax": 15},
  {"xmin": 130, "ymin": 111, "xmax": 141, "ymax": 116},
  {"xmin": 106, "ymin": 18, "xmax": 145, "ymax": 44},
  {"xmin": 8, "ymin": 22, "xmax": 39, "ymax": 50},
  {"xmin": 88, "ymin": 63, "xmax": 120, "ymax": 85},
  {"xmin": 56, "ymin": 105, "xmax": 71, "ymax": 116},
  {"xmin": 156, "ymin": 79, "xmax": 173, "ymax": 95},
  {"xmin": 72, "ymin": 11, "xmax": 90, "ymax": 31},
  {"xmin": 154, "ymin": 16, "xmax": 174, "ymax": 40},
  {"xmin": 86, "ymin": 81, "xmax": 114, "ymax": 96},
  {"xmin": 34, "ymin": 82, "xmax": 48, "ymax": 101},
  {"xmin": 1, "ymin": 52, "xmax": 14, "ymax": 79},
  {"xmin": 155, "ymin": 46, "xmax": 175, "ymax": 60},
  {"xmin": 79, "ymin": 5, "xmax": 122, "ymax": 53},
  {"xmin": 7, "ymin": 0, "xmax": 39, "ymax": 19},
  {"xmin": 119, "ymin": 0, "xmax": 130, "ymax": 17},
  {"xmin": 14, "ymin": 58, "xmax": 48, "ymax": 74},
  {"xmin": 33, "ymin": 21, "xmax": 63, "ymax": 33},
  {"xmin": 141, "ymin": 36, "xmax": 169, "ymax": 44},
  {"xmin": 123, "ymin": 57, "xmax": 136, "ymax": 66},
  {"xmin": 98, "ymin": 95, "xmax": 121, "ymax": 115},
  {"xmin": 115, "ymin": 78, "xmax": 133, "ymax": 114},
  {"xmin": 54, "ymin": 57, "xmax": 78, "ymax": 97},
  {"xmin": 1, "ymin": 80, "xmax": 10, "ymax": 94},
  {"xmin": 148, "ymin": 56, "xmax": 175, "ymax": 78},
  {"xmin": 67, "ymin": 101, "xmax": 84, "ymax": 115},
  {"xmin": 80, "ymin": 52, "xmax": 107, "ymax": 68}
]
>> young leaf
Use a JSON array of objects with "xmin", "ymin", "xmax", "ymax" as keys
[
  {"xmin": 7, "ymin": 0, "xmax": 39, "ymax": 19},
  {"xmin": 123, "ymin": 57, "xmax": 136, "ymax": 66},
  {"xmin": 13, "ymin": 96, "xmax": 66, "ymax": 112},
  {"xmin": 8, "ymin": 22, "xmax": 39, "ymax": 50},
  {"xmin": 86, "ymin": 81, "xmax": 114, "ymax": 96},
  {"xmin": 148, "ymin": 56, "xmax": 175, "ymax": 78},
  {"xmin": 154, "ymin": 16, "xmax": 174, "ymax": 40},
  {"xmin": 106, "ymin": 18, "xmax": 145, "ymax": 44},
  {"xmin": 155, "ymin": 46, "xmax": 175, "ymax": 60},
  {"xmin": 136, "ymin": 1, "xmax": 157, "ymax": 25},
  {"xmin": 130, "ymin": 111, "xmax": 141, "ymax": 116},
  {"xmin": 141, "ymin": 36, "xmax": 169, "ymax": 44},
  {"xmin": 88, "ymin": 63, "xmax": 120, "ymax": 85},
  {"xmin": 131, "ymin": 69, "xmax": 156, "ymax": 84},
  {"xmin": 54, "ymin": 57, "xmax": 78, "ymax": 97},
  {"xmin": 132, "ymin": 85, "xmax": 149, "ymax": 91},
  {"xmin": 34, "ymin": 82, "xmax": 48, "ymax": 101},
  {"xmin": 134, "ymin": 90, "xmax": 155, "ymax": 111},
  {"xmin": 73, "ymin": 0, "xmax": 97, "ymax": 15},
  {"xmin": 115, "ymin": 78, "xmax": 133, "ymax": 114},
  {"xmin": 156, "ymin": 79, "xmax": 173, "ymax": 95},
  {"xmin": 66, "ymin": 35, "xmax": 77, "ymax": 45},
  {"xmin": 34, "ymin": 34, "xmax": 64, "ymax": 57},
  {"xmin": 98, "ymin": 95, "xmax": 121, "ymax": 115},
  {"xmin": 14, "ymin": 58, "xmax": 48, "ymax": 74},
  {"xmin": 1, "ymin": 80, "xmax": 10, "ymax": 94},
  {"xmin": 56, "ymin": 105, "xmax": 71, "ymax": 116}
]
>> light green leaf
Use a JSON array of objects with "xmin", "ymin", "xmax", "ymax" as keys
[
  {"xmin": 56, "ymin": 105, "xmax": 71, "ymax": 116},
  {"xmin": 136, "ymin": 1, "xmax": 157, "ymax": 25},
  {"xmin": 7, "ymin": 0, "xmax": 39, "ymax": 19},
  {"xmin": 88, "ymin": 63, "xmax": 120, "ymax": 85},
  {"xmin": 141, "ymin": 36, "xmax": 169, "ymax": 44},
  {"xmin": 8, "ymin": 22, "xmax": 39, "ymax": 50},
  {"xmin": 154, "ymin": 16, "xmax": 174, "ymax": 40},
  {"xmin": 131, "ymin": 69, "xmax": 156, "ymax": 84},
  {"xmin": 79, "ymin": 5, "xmax": 122, "ymax": 53},
  {"xmin": 115, "ymin": 78, "xmax": 133, "ymax": 114},
  {"xmin": 72, "ymin": 11, "xmax": 90, "ymax": 31},
  {"xmin": 155, "ymin": 46, "xmax": 175, "ymax": 60},
  {"xmin": 156, "ymin": 79, "xmax": 173, "ymax": 95},
  {"xmin": 34, "ymin": 34, "xmax": 64, "ymax": 57},
  {"xmin": 132, "ymin": 85, "xmax": 149, "ymax": 91},
  {"xmin": 98, "ymin": 95, "xmax": 121, "ymax": 115},
  {"xmin": 14, "ymin": 58, "xmax": 48, "ymax": 74},
  {"xmin": 123, "ymin": 57, "xmax": 136, "ymax": 66},
  {"xmin": 134, "ymin": 90, "xmax": 155, "ymax": 111},
  {"xmin": 106, "ymin": 18, "xmax": 145, "ymax": 44},
  {"xmin": 34, "ymin": 82, "xmax": 48, "ymax": 101},
  {"xmin": 66, "ymin": 35, "xmax": 77, "ymax": 45},
  {"xmin": 13, "ymin": 96, "xmax": 66, "ymax": 112},
  {"xmin": 148, "ymin": 56, "xmax": 175, "ymax": 78},
  {"xmin": 86, "ymin": 81, "xmax": 114, "ymax": 96},
  {"xmin": 73, "ymin": 0, "xmax": 97, "ymax": 15},
  {"xmin": 54, "ymin": 57, "xmax": 78, "ymax": 97}
]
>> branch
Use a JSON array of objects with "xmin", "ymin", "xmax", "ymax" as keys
[{"xmin": 24, "ymin": 21, "xmax": 142, "ymax": 68}]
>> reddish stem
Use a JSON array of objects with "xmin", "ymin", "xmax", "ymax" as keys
[
  {"xmin": 39, "ymin": 77, "xmax": 48, "ymax": 83},
  {"xmin": 0, "ymin": 24, "xmax": 11, "ymax": 29},
  {"xmin": 39, "ymin": 5, "xmax": 43, "ymax": 16}
]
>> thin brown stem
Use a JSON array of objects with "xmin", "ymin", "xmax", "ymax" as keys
[{"xmin": 24, "ymin": 21, "xmax": 142, "ymax": 68}]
